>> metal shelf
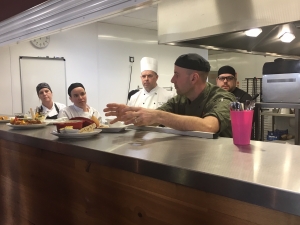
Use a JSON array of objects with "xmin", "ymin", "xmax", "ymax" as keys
[
  {"xmin": 255, "ymin": 102, "xmax": 300, "ymax": 145},
  {"xmin": 261, "ymin": 112, "xmax": 295, "ymax": 118}
]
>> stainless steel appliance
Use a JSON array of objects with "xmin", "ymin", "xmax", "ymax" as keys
[{"xmin": 262, "ymin": 59, "xmax": 300, "ymax": 103}]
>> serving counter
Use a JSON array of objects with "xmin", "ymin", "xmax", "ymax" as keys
[{"xmin": 1, "ymin": 124, "xmax": 300, "ymax": 225}]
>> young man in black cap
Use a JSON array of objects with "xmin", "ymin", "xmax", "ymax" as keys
[
  {"xmin": 58, "ymin": 83, "xmax": 101, "ymax": 121},
  {"xmin": 216, "ymin": 65, "xmax": 252, "ymax": 103},
  {"xmin": 104, "ymin": 53, "xmax": 235, "ymax": 137}
]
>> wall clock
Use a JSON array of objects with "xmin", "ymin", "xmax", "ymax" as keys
[{"xmin": 31, "ymin": 36, "xmax": 50, "ymax": 49}]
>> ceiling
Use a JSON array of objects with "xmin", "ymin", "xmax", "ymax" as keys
[
  {"xmin": 100, "ymin": 4, "xmax": 223, "ymax": 56},
  {"xmin": 101, "ymin": 4, "xmax": 158, "ymax": 30}
]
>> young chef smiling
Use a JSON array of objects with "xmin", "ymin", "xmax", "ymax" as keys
[
  {"xmin": 128, "ymin": 57, "xmax": 174, "ymax": 109},
  {"xmin": 58, "ymin": 83, "xmax": 101, "ymax": 121},
  {"xmin": 104, "ymin": 53, "xmax": 236, "ymax": 137}
]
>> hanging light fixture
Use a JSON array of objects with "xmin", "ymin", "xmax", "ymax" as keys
[
  {"xmin": 245, "ymin": 28, "xmax": 262, "ymax": 37},
  {"xmin": 279, "ymin": 32, "xmax": 295, "ymax": 43}
]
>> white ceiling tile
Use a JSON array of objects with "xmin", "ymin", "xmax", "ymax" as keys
[
  {"xmin": 101, "ymin": 16, "xmax": 150, "ymax": 26},
  {"xmin": 135, "ymin": 22, "xmax": 157, "ymax": 30},
  {"xmin": 123, "ymin": 7, "xmax": 157, "ymax": 21}
]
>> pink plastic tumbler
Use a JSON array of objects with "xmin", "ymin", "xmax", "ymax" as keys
[{"xmin": 230, "ymin": 110, "xmax": 254, "ymax": 145}]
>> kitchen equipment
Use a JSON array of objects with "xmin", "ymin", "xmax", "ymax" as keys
[
  {"xmin": 262, "ymin": 59, "xmax": 300, "ymax": 103},
  {"xmin": 279, "ymin": 108, "xmax": 290, "ymax": 114}
]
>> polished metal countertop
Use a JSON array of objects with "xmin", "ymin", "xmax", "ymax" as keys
[{"xmin": 1, "ymin": 124, "xmax": 300, "ymax": 216}]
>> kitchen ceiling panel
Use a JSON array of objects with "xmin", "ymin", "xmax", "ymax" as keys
[
  {"xmin": 123, "ymin": 6, "xmax": 157, "ymax": 21},
  {"xmin": 135, "ymin": 21, "xmax": 157, "ymax": 30},
  {"xmin": 102, "ymin": 16, "xmax": 151, "ymax": 26}
]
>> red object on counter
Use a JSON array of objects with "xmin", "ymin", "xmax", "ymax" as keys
[
  {"xmin": 70, "ymin": 117, "xmax": 95, "ymax": 127},
  {"xmin": 54, "ymin": 120, "xmax": 83, "ymax": 133}
]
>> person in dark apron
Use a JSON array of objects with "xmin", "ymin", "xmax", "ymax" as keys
[{"xmin": 36, "ymin": 83, "xmax": 66, "ymax": 119}]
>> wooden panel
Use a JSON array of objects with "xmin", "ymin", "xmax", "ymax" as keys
[
  {"xmin": 1, "ymin": 138, "xmax": 300, "ymax": 225},
  {"xmin": 0, "ymin": 0, "xmax": 47, "ymax": 22}
]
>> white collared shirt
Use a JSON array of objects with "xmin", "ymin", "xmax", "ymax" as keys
[
  {"xmin": 128, "ymin": 86, "xmax": 174, "ymax": 109},
  {"xmin": 57, "ymin": 104, "xmax": 101, "ymax": 121}
]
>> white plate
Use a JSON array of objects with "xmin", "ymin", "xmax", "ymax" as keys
[
  {"xmin": 0, "ymin": 120, "xmax": 10, "ymax": 123},
  {"xmin": 6, "ymin": 122, "xmax": 48, "ymax": 129},
  {"xmin": 99, "ymin": 125, "xmax": 127, "ymax": 133},
  {"xmin": 0, "ymin": 117, "xmax": 14, "ymax": 123},
  {"xmin": 51, "ymin": 130, "xmax": 101, "ymax": 138}
]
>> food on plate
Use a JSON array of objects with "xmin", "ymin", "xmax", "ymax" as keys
[
  {"xmin": 35, "ymin": 112, "xmax": 47, "ymax": 122},
  {"xmin": 59, "ymin": 126, "xmax": 74, "ymax": 131},
  {"xmin": 91, "ymin": 114, "xmax": 100, "ymax": 127},
  {"xmin": 79, "ymin": 123, "xmax": 96, "ymax": 133},
  {"xmin": 54, "ymin": 120, "xmax": 83, "ymax": 133},
  {"xmin": 10, "ymin": 117, "xmax": 42, "ymax": 125},
  {"xmin": 98, "ymin": 124, "xmax": 109, "ymax": 128},
  {"xmin": 0, "ymin": 116, "xmax": 9, "ymax": 120}
]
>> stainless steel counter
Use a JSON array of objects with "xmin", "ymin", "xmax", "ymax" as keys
[{"xmin": 1, "ymin": 123, "xmax": 300, "ymax": 216}]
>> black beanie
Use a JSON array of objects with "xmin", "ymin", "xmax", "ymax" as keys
[
  {"xmin": 218, "ymin": 65, "xmax": 236, "ymax": 77},
  {"xmin": 175, "ymin": 53, "xmax": 210, "ymax": 72},
  {"xmin": 36, "ymin": 82, "xmax": 52, "ymax": 95},
  {"xmin": 68, "ymin": 83, "xmax": 85, "ymax": 96}
]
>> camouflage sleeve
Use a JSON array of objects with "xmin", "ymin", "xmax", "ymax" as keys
[
  {"xmin": 203, "ymin": 92, "xmax": 235, "ymax": 136},
  {"xmin": 156, "ymin": 97, "xmax": 176, "ymax": 112}
]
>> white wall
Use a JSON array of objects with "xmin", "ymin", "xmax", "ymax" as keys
[
  {"xmin": 97, "ymin": 23, "xmax": 207, "ymax": 113},
  {"xmin": 0, "ymin": 22, "xmax": 207, "ymax": 118},
  {"xmin": 0, "ymin": 47, "xmax": 12, "ymax": 115}
]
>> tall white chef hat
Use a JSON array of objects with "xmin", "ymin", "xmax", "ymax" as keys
[{"xmin": 140, "ymin": 57, "xmax": 158, "ymax": 73}]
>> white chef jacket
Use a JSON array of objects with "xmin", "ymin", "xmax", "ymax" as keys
[
  {"xmin": 128, "ymin": 86, "xmax": 174, "ymax": 109},
  {"xmin": 39, "ymin": 102, "xmax": 66, "ymax": 118},
  {"xmin": 57, "ymin": 105, "xmax": 102, "ymax": 121}
]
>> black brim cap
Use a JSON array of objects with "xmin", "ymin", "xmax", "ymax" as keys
[{"xmin": 175, "ymin": 53, "xmax": 210, "ymax": 72}]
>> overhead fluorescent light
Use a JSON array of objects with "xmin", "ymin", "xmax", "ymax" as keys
[
  {"xmin": 245, "ymin": 28, "xmax": 262, "ymax": 37},
  {"xmin": 280, "ymin": 32, "xmax": 295, "ymax": 43}
]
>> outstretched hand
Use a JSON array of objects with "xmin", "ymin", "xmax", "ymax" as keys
[
  {"xmin": 103, "ymin": 103, "xmax": 159, "ymax": 126},
  {"xmin": 103, "ymin": 103, "xmax": 127, "ymax": 124}
]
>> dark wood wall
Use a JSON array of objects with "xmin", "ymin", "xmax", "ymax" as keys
[
  {"xmin": 0, "ymin": 0, "xmax": 47, "ymax": 22},
  {"xmin": 1, "ymin": 138, "xmax": 300, "ymax": 225}
]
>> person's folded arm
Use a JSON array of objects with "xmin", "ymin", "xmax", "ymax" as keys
[
  {"xmin": 152, "ymin": 110, "xmax": 219, "ymax": 132},
  {"xmin": 122, "ymin": 107, "xmax": 219, "ymax": 133}
]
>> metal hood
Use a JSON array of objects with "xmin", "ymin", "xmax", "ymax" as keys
[{"xmin": 158, "ymin": 0, "xmax": 300, "ymax": 58}]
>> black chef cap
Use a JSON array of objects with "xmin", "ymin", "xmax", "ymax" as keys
[
  {"xmin": 68, "ymin": 83, "xmax": 85, "ymax": 97},
  {"xmin": 36, "ymin": 82, "xmax": 52, "ymax": 95},
  {"xmin": 218, "ymin": 65, "xmax": 236, "ymax": 77},
  {"xmin": 175, "ymin": 53, "xmax": 210, "ymax": 72}
]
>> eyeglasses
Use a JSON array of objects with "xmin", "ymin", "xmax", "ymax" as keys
[{"xmin": 218, "ymin": 76, "xmax": 235, "ymax": 81}]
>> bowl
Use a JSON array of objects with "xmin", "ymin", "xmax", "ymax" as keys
[
  {"xmin": 54, "ymin": 120, "xmax": 83, "ymax": 133},
  {"xmin": 106, "ymin": 118, "xmax": 123, "ymax": 128},
  {"xmin": 70, "ymin": 117, "xmax": 95, "ymax": 127}
]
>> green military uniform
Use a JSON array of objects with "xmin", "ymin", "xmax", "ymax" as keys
[{"xmin": 157, "ymin": 83, "xmax": 235, "ymax": 137}]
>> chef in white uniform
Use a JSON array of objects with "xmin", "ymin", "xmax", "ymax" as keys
[
  {"xmin": 128, "ymin": 57, "xmax": 174, "ymax": 109},
  {"xmin": 58, "ymin": 83, "xmax": 101, "ymax": 121}
]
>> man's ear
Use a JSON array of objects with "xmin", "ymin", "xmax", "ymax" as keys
[
  {"xmin": 192, "ymin": 72, "xmax": 199, "ymax": 82},
  {"xmin": 69, "ymin": 96, "xmax": 72, "ymax": 102}
]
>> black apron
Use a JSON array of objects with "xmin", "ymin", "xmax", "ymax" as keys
[{"xmin": 39, "ymin": 103, "xmax": 59, "ymax": 119}]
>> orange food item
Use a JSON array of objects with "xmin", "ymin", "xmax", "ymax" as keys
[{"xmin": 10, "ymin": 118, "xmax": 42, "ymax": 125}]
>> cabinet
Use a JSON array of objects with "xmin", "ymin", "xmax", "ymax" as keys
[{"xmin": 255, "ymin": 103, "xmax": 300, "ymax": 145}]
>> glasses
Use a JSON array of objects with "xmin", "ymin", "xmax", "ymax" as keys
[{"xmin": 218, "ymin": 76, "xmax": 235, "ymax": 81}]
